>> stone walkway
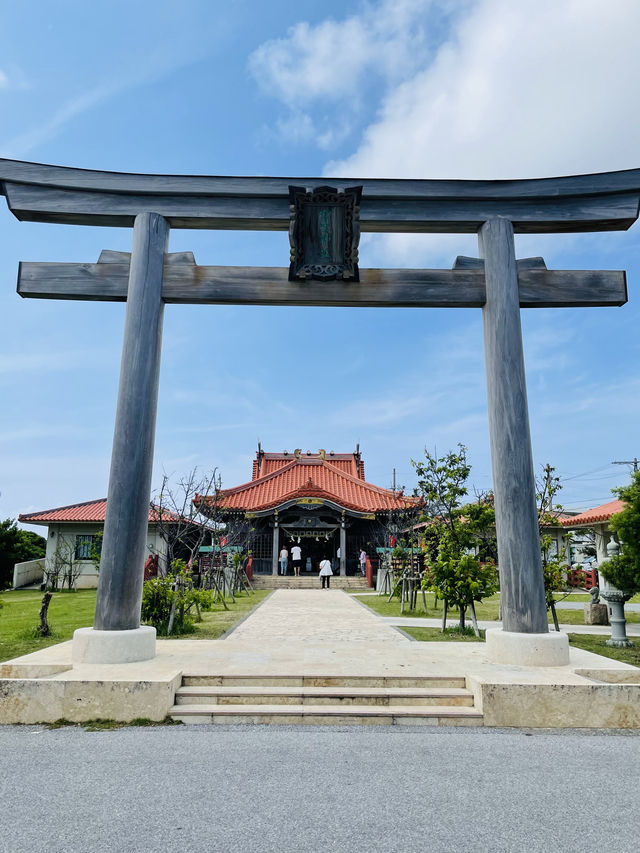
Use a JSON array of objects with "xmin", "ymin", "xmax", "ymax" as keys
[{"xmin": 229, "ymin": 589, "xmax": 408, "ymax": 645}]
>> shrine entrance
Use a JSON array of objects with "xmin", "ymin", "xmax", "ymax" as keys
[{"xmin": 3, "ymin": 157, "xmax": 636, "ymax": 666}]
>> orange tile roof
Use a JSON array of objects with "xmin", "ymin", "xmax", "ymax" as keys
[
  {"xmin": 19, "ymin": 498, "xmax": 181, "ymax": 525},
  {"xmin": 560, "ymin": 499, "xmax": 624, "ymax": 527},
  {"xmin": 253, "ymin": 451, "xmax": 364, "ymax": 480},
  {"xmin": 204, "ymin": 454, "xmax": 414, "ymax": 514}
]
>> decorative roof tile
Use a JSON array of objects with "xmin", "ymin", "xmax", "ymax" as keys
[
  {"xmin": 560, "ymin": 499, "xmax": 624, "ymax": 527},
  {"xmin": 19, "ymin": 498, "xmax": 180, "ymax": 525}
]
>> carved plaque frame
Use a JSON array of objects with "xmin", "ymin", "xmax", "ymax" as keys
[{"xmin": 288, "ymin": 184, "xmax": 362, "ymax": 282}]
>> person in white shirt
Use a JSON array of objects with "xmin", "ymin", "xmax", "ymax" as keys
[
  {"xmin": 291, "ymin": 543, "xmax": 302, "ymax": 576},
  {"xmin": 279, "ymin": 547, "xmax": 288, "ymax": 576},
  {"xmin": 319, "ymin": 557, "xmax": 333, "ymax": 588}
]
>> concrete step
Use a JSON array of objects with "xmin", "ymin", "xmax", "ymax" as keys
[
  {"xmin": 251, "ymin": 577, "xmax": 369, "ymax": 590},
  {"xmin": 174, "ymin": 685, "xmax": 475, "ymax": 707},
  {"xmin": 181, "ymin": 674, "xmax": 468, "ymax": 689},
  {"xmin": 170, "ymin": 703, "xmax": 484, "ymax": 726}
]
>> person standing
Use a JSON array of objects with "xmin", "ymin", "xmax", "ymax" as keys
[
  {"xmin": 359, "ymin": 549, "xmax": 367, "ymax": 576},
  {"xmin": 319, "ymin": 556, "xmax": 333, "ymax": 589},
  {"xmin": 279, "ymin": 546, "xmax": 289, "ymax": 576},
  {"xmin": 291, "ymin": 543, "xmax": 302, "ymax": 577}
]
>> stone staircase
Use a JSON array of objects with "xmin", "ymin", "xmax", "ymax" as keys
[
  {"xmin": 169, "ymin": 675, "xmax": 483, "ymax": 726},
  {"xmin": 251, "ymin": 576, "xmax": 370, "ymax": 590}
]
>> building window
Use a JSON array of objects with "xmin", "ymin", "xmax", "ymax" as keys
[{"xmin": 75, "ymin": 534, "xmax": 95, "ymax": 560}]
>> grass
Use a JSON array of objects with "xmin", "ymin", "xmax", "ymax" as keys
[
  {"xmin": 0, "ymin": 587, "xmax": 270, "ymax": 662},
  {"xmin": 402, "ymin": 626, "xmax": 485, "ymax": 642},
  {"xmin": 168, "ymin": 589, "xmax": 270, "ymax": 640},
  {"xmin": 0, "ymin": 589, "xmax": 97, "ymax": 663},
  {"xmin": 46, "ymin": 716, "xmax": 182, "ymax": 731},
  {"xmin": 353, "ymin": 591, "xmax": 640, "ymax": 625},
  {"xmin": 568, "ymin": 634, "xmax": 640, "ymax": 667}
]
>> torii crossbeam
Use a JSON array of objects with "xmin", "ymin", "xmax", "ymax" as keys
[{"xmin": 3, "ymin": 158, "xmax": 638, "ymax": 666}]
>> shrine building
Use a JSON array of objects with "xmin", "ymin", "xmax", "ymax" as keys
[{"xmin": 197, "ymin": 446, "xmax": 416, "ymax": 576}]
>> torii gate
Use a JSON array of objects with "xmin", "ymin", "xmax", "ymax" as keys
[{"xmin": 2, "ymin": 159, "xmax": 636, "ymax": 666}]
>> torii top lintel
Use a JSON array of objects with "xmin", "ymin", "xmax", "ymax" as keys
[{"xmin": 1, "ymin": 158, "xmax": 640, "ymax": 233}]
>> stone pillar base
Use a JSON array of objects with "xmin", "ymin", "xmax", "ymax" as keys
[
  {"xmin": 584, "ymin": 603, "xmax": 609, "ymax": 625},
  {"xmin": 486, "ymin": 628, "xmax": 570, "ymax": 667},
  {"xmin": 72, "ymin": 626, "xmax": 156, "ymax": 664}
]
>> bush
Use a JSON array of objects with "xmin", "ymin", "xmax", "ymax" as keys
[{"xmin": 141, "ymin": 567, "xmax": 214, "ymax": 636}]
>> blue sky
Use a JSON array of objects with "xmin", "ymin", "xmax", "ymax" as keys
[{"xmin": 1, "ymin": 0, "xmax": 640, "ymax": 523}]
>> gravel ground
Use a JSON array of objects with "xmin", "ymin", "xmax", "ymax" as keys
[{"xmin": 1, "ymin": 724, "xmax": 639, "ymax": 853}]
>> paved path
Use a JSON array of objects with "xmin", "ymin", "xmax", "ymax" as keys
[
  {"xmin": 229, "ymin": 589, "xmax": 408, "ymax": 645},
  {"xmin": 1, "ymin": 725, "xmax": 639, "ymax": 853}
]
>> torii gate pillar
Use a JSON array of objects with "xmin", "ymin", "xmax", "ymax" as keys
[
  {"xmin": 480, "ymin": 218, "xmax": 568, "ymax": 665},
  {"xmin": 73, "ymin": 212, "xmax": 168, "ymax": 663}
]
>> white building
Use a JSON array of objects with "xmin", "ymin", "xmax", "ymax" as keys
[{"xmin": 16, "ymin": 498, "xmax": 171, "ymax": 589}]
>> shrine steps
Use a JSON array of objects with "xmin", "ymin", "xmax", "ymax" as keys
[
  {"xmin": 250, "ymin": 576, "xmax": 370, "ymax": 590},
  {"xmin": 169, "ymin": 675, "xmax": 483, "ymax": 726}
]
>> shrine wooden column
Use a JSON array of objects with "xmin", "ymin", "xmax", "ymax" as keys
[
  {"xmin": 272, "ymin": 517, "xmax": 280, "ymax": 575},
  {"xmin": 339, "ymin": 522, "xmax": 346, "ymax": 576},
  {"xmin": 479, "ymin": 218, "xmax": 548, "ymax": 634},
  {"xmin": 94, "ymin": 212, "xmax": 169, "ymax": 631}
]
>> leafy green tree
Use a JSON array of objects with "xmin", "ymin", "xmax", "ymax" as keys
[
  {"xmin": 412, "ymin": 446, "xmax": 498, "ymax": 634},
  {"xmin": 600, "ymin": 471, "xmax": 640, "ymax": 594},
  {"xmin": 0, "ymin": 519, "xmax": 46, "ymax": 589}
]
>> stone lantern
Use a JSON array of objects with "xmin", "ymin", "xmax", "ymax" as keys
[{"xmin": 600, "ymin": 537, "xmax": 633, "ymax": 648}]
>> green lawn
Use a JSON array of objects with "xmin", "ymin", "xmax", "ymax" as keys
[
  {"xmin": 353, "ymin": 591, "xmax": 640, "ymax": 625},
  {"xmin": 401, "ymin": 626, "xmax": 485, "ymax": 642},
  {"xmin": 0, "ymin": 588, "xmax": 270, "ymax": 662},
  {"xmin": 568, "ymin": 634, "xmax": 640, "ymax": 667}
]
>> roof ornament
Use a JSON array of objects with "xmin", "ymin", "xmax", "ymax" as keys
[
  {"xmin": 318, "ymin": 448, "xmax": 326, "ymax": 460},
  {"xmin": 294, "ymin": 448, "xmax": 301, "ymax": 460}
]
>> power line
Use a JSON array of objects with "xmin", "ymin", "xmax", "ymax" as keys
[{"xmin": 613, "ymin": 457, "xmax": 639, "ymax": 472}]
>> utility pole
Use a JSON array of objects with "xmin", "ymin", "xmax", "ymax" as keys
[
  {"xmin": 613, "ymin": 458, "xmax": 639, "ymax": 472},
  {"xmin": 542, "ymin": 463, "xmax": 558, "ymax": 512}
]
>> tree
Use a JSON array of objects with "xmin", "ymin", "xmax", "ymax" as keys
[
  {"xmin": 45, "ymin": 536, "xmax": 83, "ymax": 591},
  {"xmin": 412, "ymin": 446, "xmax": 498, "ymax": 635},
  {"xmin": 0, "ymin": 518, "xmax": 46, "ymax": 589},
  {"xmin": 599, "ymin": 470, "xmax": 640, "ymax": 594},
  {"xmin": 152, "ymin": 468, "xmax": 220, "ymax": 574},
  {"xmin": 536, "ymin": 463, "xmax": 573, "ymax": 631}
]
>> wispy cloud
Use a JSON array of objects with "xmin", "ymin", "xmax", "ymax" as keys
[
  {"xmin": 0, "ymin": 348, "xmax": 112, "ymax": 376},
  {"xmin": 0, "ymin": 40, "xmax": 212, "ymax": 157},
  {"xmin": 247, "ymin": 0, "xmax": 443, "ymax": 149}
]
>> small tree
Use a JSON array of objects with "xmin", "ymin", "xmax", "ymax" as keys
[
  {"xmin": 599, "ymin": 471, "xmax": 640, "ymax": 595},
  {"xmin": 536, "ymin": 464, "xmax": 574, "ymax": 630},
  {"xmin": 141, "ymin": 561, "xmax": 214, "ymax": 636},
  {"xmin": 45, "ymin": 536, "xmax": 83, "ymax": 591},
  {"xmin": 412, "ymin": 445, "xmax": 498, "ymax": 635},
  {"xmin": 153, "ymin": 468, "xmax": 219, "ymax": 574}
]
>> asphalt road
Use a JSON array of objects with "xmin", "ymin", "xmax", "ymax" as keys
[{"xmin": 1, "ymin": 724, "xmax": 639, "ymax": 853}]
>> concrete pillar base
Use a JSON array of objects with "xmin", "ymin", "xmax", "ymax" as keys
[
  {"xmin": 72, "ymin": 626, "xmax": 156, "ymax": 664},
  {"xmin": 486, "ymin": 628, "xmax": 570, "ymax": 667}
]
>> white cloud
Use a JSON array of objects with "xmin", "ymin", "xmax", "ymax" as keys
[
  {"xmin": 0, "ymin": 70, "xmax": 8, "ymax": 89},
  {"xmin": 247, "ymin": 0, "xmax": 448, "ymax": 147},
  {"xmin": 326, "ymin": 0, "xmax": 640, "ymax": 180},
  {"xmin": 249, "ymin": 0, "xmax": 437, "ymax": 106}
]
